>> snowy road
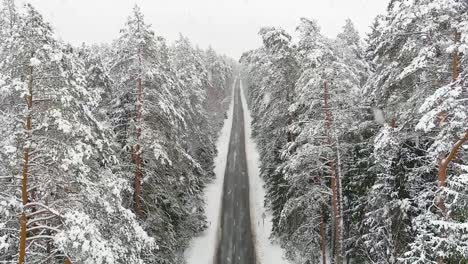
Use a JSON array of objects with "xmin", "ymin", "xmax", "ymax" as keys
[
  {"xmin": 185, "ymin": 79, "xmax": 290, "ymax": 264},
  {"xmin": 215, "ymin": 81, "xmax": 256, "ymax": 264}
]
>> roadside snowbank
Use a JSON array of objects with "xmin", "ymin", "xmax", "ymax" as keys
[
  {"xmin": 240, "ymin": 81, "xmax": 291, "ymax": 264},
  {"xmin": 184, "ymin": 83, "xmax": 235, "ymax": 264}
]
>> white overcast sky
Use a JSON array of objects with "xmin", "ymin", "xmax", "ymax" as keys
[{"xmin": 23, "ymin": 0, "xmax": 389, "ymax": 59}]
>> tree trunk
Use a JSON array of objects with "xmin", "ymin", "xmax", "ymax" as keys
[
  {"xmin": 323, "ymin": 81, "xmax": 342, "ymax": 264},
  {"xmin": 134, "ymin": 75, "xmax": 143, "ymax": 216},
  {"xmin": 287, "ymin": 79, "xmax": 294, "ymax": 143},
  {"xmin": 437, "ymin": 131, "xmax": 467, "ymax": 264},
  {"xmin": 335, "ymin": 135, "xmax": 345, "ymax": 262},
  {"xmin": 390, "ymin": 118, "xmax": 397, "ymax": 128},
  {"xmin": 320, "ymin": 205, "xmax": 327, "ymax": 264},
  {"xmin": 133, "ymin": 19, "xmax": 144, "ymax": 216},
  {"xmin": 437, "ymin": 131, "xmax": 468, "ymax": 209},
  {"xmin": 18, "ymin": 66, "xmax": 33, "ymax": 264},
  {"xmin": 452, "ymin": 31, "xmax": 460, "ymax": 82},
  {"xmin": 436, "ymin": 31, "xmax": 461, "ymax": 219},
  {"xmin": 436, "ymin": 31, "xmax": 462, "ymax": 264}
]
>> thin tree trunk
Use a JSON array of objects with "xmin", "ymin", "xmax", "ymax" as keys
[
  {"xmin": 436, "ymin": 31, "xmax": 461, "ymax": 219},
  {"xmin": 323, "ymin": 81, "xmax": 342, "ymax": 264},
  {"xmin": 320, "ymin": 205, "xmax": 327, "ymax": 264},
  {"xmin": 452, "ymin": 31, "xmax": 460, "ymax": 82},
  {"xmin": 390, "ymin": 118, "xmax": 397, "ymax": 128},
  {"xmin": 330, "ymin": 159, "xmax": 340, "ymax": 264},
  {"xmin": 133, "ymin": 19, "xmax": 144, "ymax": 216},
  {"xmin": 287, "ymin": 78, "xmax": 294, "ymax": 143},
  {"xmin": 436, "ymin": 131, "xmax": 467, "ymax": 264},
  {"xmin": 46, "ymin": 197, "xmax": 52, "ymax": 264},
  {"xmin": 134, "ymin": 70, "xmax": 143, "ymax": 216},
  {"xmin": 18, "ymin": 66, "xmax": 33, "ymax": 264},
  {"xmin": 335, "ymin": 135, "xmax": 345, "ymax": 262},
  {"xmin": 437, "ymin": 131, "xmax": 468, "ymax": 209}
]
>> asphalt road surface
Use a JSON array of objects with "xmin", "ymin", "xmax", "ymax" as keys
[{"xmin": 215, "ymin": 81, "xmax": 256, "ymax": 264}]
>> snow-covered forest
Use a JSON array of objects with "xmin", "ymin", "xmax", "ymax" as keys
[
  {"xmin": 0, "ymin": 1, "xmax": 235, "ymax": 263},
  {"xmin": 0, "ymin": 0, "xmax": 467, "ymax": 263},
  {"xmin": 241, "ymin": 0, "xmax": 467, "ymax": 263}
]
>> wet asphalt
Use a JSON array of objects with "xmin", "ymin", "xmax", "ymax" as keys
[{"xmin": 215, "ymin": 81, "xmax": 256, "ymax": 264}]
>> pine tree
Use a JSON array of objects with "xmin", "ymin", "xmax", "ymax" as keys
[
  {"xmin": 242, "ymin": 17, "xmax": 371, "ymax": 263},
  {"xmin": 403, "ymin": 2, "xmax": 468, "ymax": 262},
  {"xmin": 1, "ymin": 4, "xmax": 155, "ymax": 262},
  {"xmin": 1, "ymin": 2, "xmax": 234, "ymax": 263}
]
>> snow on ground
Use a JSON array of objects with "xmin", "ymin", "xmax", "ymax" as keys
[
  {"xmin": 184, "ymin": 83, "xmax": 235, "ymax": 264},
  {"xmin": 185, "ymin": 79, "xmax": 291, "ymax": 264},
  {"xmin": 240, "ymin": 81, "xmax": 291, "ymax": 264}
]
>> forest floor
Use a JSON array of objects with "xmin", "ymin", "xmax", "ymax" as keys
[{"xmin": 184, "ymin": 79, "xmax": 290, "ymax": 264}]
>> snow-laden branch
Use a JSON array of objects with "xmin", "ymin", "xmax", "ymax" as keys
[{"xmin": 24, "ymin": 203, "xmax": 62, "ymax": 217}]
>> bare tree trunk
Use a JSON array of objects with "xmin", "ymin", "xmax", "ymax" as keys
[
  {"xmin": 436, "ymin": 131, "xmax": 467, "ymax": 264},
  {"xmin": 323, "ymin": 81, "xmax": 342, "ymax": 264},
  {"xmin": 287, "ymin": 77, "xmax": 294, "ymax": 143},
  {"xmin": 437, "ymin": 131, "xmax": 468, "ymax": 209},
  {"xmin": 133, "ymin": 19, "xmax": 144, "ymax": 216},
  {"xmin": 45, "ymin": 197, "xmax": 52, "ymax": 264},
  {"xmin": 134, "ymin": 70, "xmax": 143, "ymax": 216},
  {"xmin": 335, "ymin": 135, "xmax": 345, "ymax": 262},
  {"xmin": 452, "ymin": 31, "xmax": 460, "ymax": 82},
  {"xmin": 390, "ymin": 118, "xmax": 397, "ymax": 128},
  {"xmin": 320, "ymin": 205, "xmax": 327, "ymax": 264},
  {"xmin": 18, "ymin": 66, "xmax": 33, "ymax": 264}
]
